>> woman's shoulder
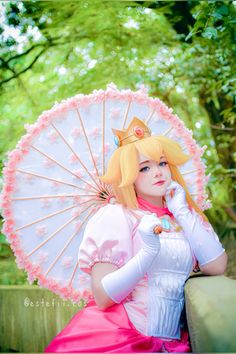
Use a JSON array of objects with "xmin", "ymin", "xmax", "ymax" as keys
[{"xmin": 88, "ymin": 203, "xmax": 139, "ymax": 230}]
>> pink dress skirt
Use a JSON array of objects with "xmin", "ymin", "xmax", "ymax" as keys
[{"xmin": 44, "ymin": 301, "xmax": 191, "ymax": 353}]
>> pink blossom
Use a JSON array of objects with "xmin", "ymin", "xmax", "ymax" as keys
[
  {"xmin": 51, "ymin": 180, "xmax": 61, "ymax": 189},
  {"xmin": 16, "ymin": 258, "xmax": 26, "ymax": 269},
  {"xmin": 7, "ymin": 149, "xmax": 22, "ymax": 163},
  {"xmin": 4, "ymin": 184, "xmax": 14, "ymax": 194},
  {"xmin": 69, "ymin": 154, "xmax": 78, "ymax": 164},
  {"xmin": 1, "ymin": 200, "xmax": 10, "ymax": 210},
  {"xmin": 10, "ymin": 238, "xmax": 20, "ymax": 247},
  {"xmin": 14, "ymin": 249, "xmax": 25, "ymax": 258},
  {"xmin": 38, "ymin": 275, "xmax": 47, "ymax": 287},
  {"xmin": 37, "ymin": 251, "xmax": 49, "ymax": 263},
  {"xmin": 24, "ymin": 174, "xmax": 35, "ymax": 183},
  {"xmin": 71, "ymin": 208, "xmax": 82, "ymax": 217},
  {"xmin": 197, "ymin": 169, "xmax": 205, "ymax": 179},
  {"xmin": 2, "ymin": 167, "xmax": 13, "ymax": 177},
  {"xmin": 7, "ymin": 160, "xmax": 17, "ymax": 169},
  {"xmin": 71, "ymin": 127, "xmax": 83, "ymax": 139},
  {"xmin": 36, "ymin": 224, "xmax": 47, "ymax": 237},
  {"xmin": 23, "ymin": 259, "xmax": 32, "ymax": 270},
  {"xmin": 43, "ymin": 159, "xmax": 55, "ymax": 168},
  {"xmin": 42, "ymin": 198, "xmax": 51, "ymax": 208},
  {"xmin": 47, "ymin": 131, "xmax": 59, "ymax": 143},
  {"xmin": 58, "ymin": 195, "xmax": 68, "ymax": 205},
  {"xmin": 17, "ymin": 135, "xmax": 31, "ymax": 150},
  {"xmin": 2, "ymin": 221, "xmax": 14, "ymax": 234},
  {"xmin": 104, "ymin": 143, "xmax": 110, "ymax": 155},
  {"xmin": 89, "ymin": 127, "xmax": 101, "ymax": 139},
  {"xmin": 61, "ymin": 256, "xmax": 74, "ymax": 268},
  {"xmin": 39, "ymin": 113, "xmax": 51, "ymax": 125},
  {"xmin": 49, "ymin": 280, "xmax": 60, "ymax": 292},
  {"xmin": 61, "ymin": 287, "xmax": 71, "ymax": 297},
  {"xmin": 72, "ymin": 169, "xmax": 83, "ymax": 179},
  {"xmin": 73, "ymin": 195, "xmax": 82, "ymax": 204},
  {"xmin": 110, "ymin": 108, "xmax": 121, "ymax": 119},
  {"xmin": 5, "ymin": 173, "xmax": 16, "ymax": 184},
  {"xmin": 71, "ymin": 292, "xmax": 81, "ymax": 303},
  {"xmin": 31, "ymin": 125, "xmax": 41, "ymax": 136},
  {"xmin": 37, "ymin": 121, "xmax": 48, "ymax": 130},
  {"xmin": 2, "ymin": 209, "xmax": 13, "ymax": 218},
  {"xmin": 82, "ymin": 289, "xmax": 93, "ymax": 302},
  {"xmin": 79, "ymin": 96, "xmax": 91, "ymax": 106},
  {"xmin": 7, "ymin": 232, "xmax": 17, "ymax": 241}
]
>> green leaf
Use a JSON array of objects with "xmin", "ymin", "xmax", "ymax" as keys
[
  {"xmin": 217, "ymin": 5, "xmax": 229, "ymax": 16},
  {"xmin": 202, "ymin": 27, "xmax": 218, "ymax": 39},
  {"xmin": 212, "ymin": 11, "xmax": 223, "ymax": 20}
]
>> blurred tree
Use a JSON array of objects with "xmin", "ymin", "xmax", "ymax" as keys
[
  {"xmin": 0, "ymin": 0, "xmax": 235, "ymax": 279},
  {"xmin": 144, "ymin": 0, "xmax": 236, "ymax": 225}
]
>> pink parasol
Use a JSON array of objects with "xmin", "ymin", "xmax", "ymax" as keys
[{"xmin": 1, "ymin": 83, "xmax": 210, "ymax": 303}]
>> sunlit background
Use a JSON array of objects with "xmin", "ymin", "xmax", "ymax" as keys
[{"xmin": 0, "ymin": 0, "xmax": 235, "ymax": 284}]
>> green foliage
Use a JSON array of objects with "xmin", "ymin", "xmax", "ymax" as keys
[
  {"xmin": 0, "ymin": 0, "xmax": 235, "ymax": 281},
  {"xmin": 0, "ymin": 259, "xmax": 28, "ymax": 285}
]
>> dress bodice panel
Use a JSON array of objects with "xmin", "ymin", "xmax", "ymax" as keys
[
  {"xmin": 124, "ymin": 226, "xmax": 194, "ymax": 340},
  {"xmin": 147, "ymin": 231, "xmax": 193, "ymax": 339},
  {"xmin": 79, "ymin": 204, "xmax": 195, "ymax": 340}
]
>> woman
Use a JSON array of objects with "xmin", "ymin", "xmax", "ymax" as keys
[{"xmin": 45, "ymin": 117, "xmax": 227, "ymax": 353}]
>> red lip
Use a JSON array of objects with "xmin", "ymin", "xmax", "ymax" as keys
[{"xmin": 154, "ymin": 180, "xmax": 165, "ymax": 186}]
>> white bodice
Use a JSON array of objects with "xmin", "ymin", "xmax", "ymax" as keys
[
  {"xmin": 79, "ymin": 204, "xmax": 195, "ymax": 340},
  {"xmin": 124, "ymin": 227, "xmax": 194, "ymax": 340}
]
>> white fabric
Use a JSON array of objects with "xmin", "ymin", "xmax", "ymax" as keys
[
  {"xmin": 78, "ymin": 204, "xmax": 196, "ymax": 339},
  {"xmin": 146, "ymin": 231, "xmax": 193, "ymax": 339},
  {"xmin": 166, "ymin": 181, "xmax": 225, "ymax": 266},
  {"xmin": 101, "ymin": 214, "xmax": 161, "ymax": 303}
]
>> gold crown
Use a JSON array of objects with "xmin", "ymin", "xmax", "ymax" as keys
[{"xmin": 112, "ymin": 117, "xmax": 151, "ymax": 147}]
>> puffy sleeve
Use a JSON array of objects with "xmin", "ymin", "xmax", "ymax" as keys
[{"xmin": 78, "ymin": 204, "xmax": 135, "ymax": 275}]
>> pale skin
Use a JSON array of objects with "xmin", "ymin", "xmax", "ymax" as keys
[{"xmin": 92, "ymin": 153, "xmax": 228, "ymax": 310}]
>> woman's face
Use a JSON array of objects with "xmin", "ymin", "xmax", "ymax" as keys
[{"xmin": 134, "ymin": 152, "xmax": 172, "ymax": 200}]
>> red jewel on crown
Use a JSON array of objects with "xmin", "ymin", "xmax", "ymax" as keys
[{"xmin": 133, "ymin": 126, "xmax": 144, "ymax": 138}]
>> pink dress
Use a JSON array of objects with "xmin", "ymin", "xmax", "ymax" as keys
[{"xmin": 45, "ymin": 202, "xmax": 197, "ymax": 353}]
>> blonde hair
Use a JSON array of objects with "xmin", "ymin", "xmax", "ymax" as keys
[{"xmin": 100, "ymin": 136, "xmax": 208, "ymax": 221}]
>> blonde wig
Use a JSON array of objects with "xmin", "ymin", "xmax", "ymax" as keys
[{"xmin": 100, "ymin": 136, "xmax": 208, "ymax": 221}]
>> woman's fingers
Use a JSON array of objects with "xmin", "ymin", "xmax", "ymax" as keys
[
  {"xmin": 138, "ymin": 214, "xmax": 161, "ymax": 234},
  {"xmin": 166, "ymin": 181, "xmax": 182, "ymax": 201}
]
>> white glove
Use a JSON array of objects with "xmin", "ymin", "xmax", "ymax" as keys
[
  {"xmin": 165, "ymin": 181, "xmax": 225, "ymax": 266},
  {"xmin": 101, "ymin": 214, "xmax": 161, "ymax": 303}
]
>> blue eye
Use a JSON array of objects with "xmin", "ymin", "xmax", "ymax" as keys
[
  {"xmin": 159, "ymin": 161, "xmax": 168, "ymax": 167},
  {"xmin": 139, "ymin": 166, "xmax": 150, "ymax": 173}
]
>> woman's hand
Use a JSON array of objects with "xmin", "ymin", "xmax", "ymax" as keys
[
  {"xmin": 100, "ymin": 213, "xmax": 162, "ymax": 306},
  {"xmin": 137, "ymin": 214, "xmax": 161, "ymax": 255},
  {"xmin": 165, "ymin": 180, "xmax": 188, "ymax": 217}
]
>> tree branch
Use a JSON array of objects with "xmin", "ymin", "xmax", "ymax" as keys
[
  {"xmin": 224, "ymin": 207, "xmax": 236, "ymax": 223},
  {"xmin": 1, "ymin": 34, "xmax": 63, "ymax": 64},
  {"xmin": 4, "ymin": 43, "xmax": 44, "ymax": 63},
  {"xmin": 0, "ymin": 47, "xmax": 48, "ymax": 85},
  {"xmin": 210, "ymin": 124, "xmax": 235, "ymax": 132}
]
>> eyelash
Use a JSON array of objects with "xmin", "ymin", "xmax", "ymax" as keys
[{"xmin": 139, "ymin": 162, "xmax": 168, "ymax": 172}]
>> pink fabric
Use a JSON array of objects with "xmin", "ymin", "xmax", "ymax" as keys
[
  {"xmin": 78, "ymin": 204, "xmax": 135, "ymax": 275},
  {"xmin": 137, "ymin": 196, "xmax": 174, "ymax": 218},
  {"xmin": 45, "ymin": 301, "xmax": 191, "ymax": 353}
]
